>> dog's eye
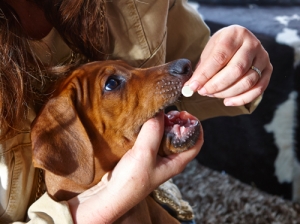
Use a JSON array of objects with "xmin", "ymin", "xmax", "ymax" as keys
[{"xmin": 105, "ymin": 78, "xmax": 120, "ymax": 91}]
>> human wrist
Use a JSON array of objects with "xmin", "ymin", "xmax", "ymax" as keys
[
  {"xmin": 67, "ymin": 172, "xmax": 147, "ymax": 224},
  {"xmin": 66, "ymin": 175, "xmax": 118, "ymax": 224}
]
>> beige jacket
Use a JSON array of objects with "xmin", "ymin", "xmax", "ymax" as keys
[{"xmin": 0, "ymin": 0, "xmax": 260, "ymax": 223}]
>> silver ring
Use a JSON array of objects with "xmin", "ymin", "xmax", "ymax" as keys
[{"xmin": 251, "ymin": 65, "xmax": 262, "ymax": 78}]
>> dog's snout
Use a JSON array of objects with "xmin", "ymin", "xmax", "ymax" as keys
[{"xmin": 169, "ymin": 59, "xmax": 192, "ymax": 76}]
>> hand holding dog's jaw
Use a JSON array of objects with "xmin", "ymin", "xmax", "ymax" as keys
[
  {"xmin": 68, "ymin": 112, "xmax": 203, "ymax": 224},
  {"xmin": 80, "ymin": 111, "xmax": 201, "ymax": 210},
  {"xmin": 107, "ymin": 111, "xmax": 203, "ymax": 193},
  {"xmin": 68, "ymin": 112, "xmax": 168, "ymax": 223}
]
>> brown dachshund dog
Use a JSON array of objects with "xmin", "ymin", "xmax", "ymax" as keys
[{"xmin": 31, "ymin": 59, "xmax": 201, "ymax": 223}]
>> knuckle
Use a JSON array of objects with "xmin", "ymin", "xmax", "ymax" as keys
[
  {"xmin": 236, "ymin": 96, "xmax": 251, "ymax": 106},
  {"xmin": 229, "ymin": 24, "xmax": 242, "ymax": 33},
  {"xmin": 241, "ymin": 98, "xmax": 248, "ymax": 105},
  {"xmin": 255, "ymin": 85, "xmax": 264, "ymax": 96},
  {"xmin": 230, "ymin": 98, "xmax": 245, "ymax": 107},
  {"xmin": 233, "ymin": 25, "xmax": 261, "ymax": 47},
  {"xmin": 232, "ymin": 61, "xmax": 247, "ymax": 78},
  {"xmin": 232, "ymin": 25, "xmax": 249, "ymax": 38},
  {"xmin": 252, "ymin": 38, "xmax": 262, "ymax": 49},
  {"xmin": 208, "ymin": 81, "xmax": 220, "ymax": 93},
  {"xmin": 259, "ymin": 50, "xmax": 273, "ymax": 75},
  {"xmin": 199, "ymin": 71, "xmax": 210, "ymax": 81},
  {"xmin": 259, "ymin": 49, "xmax": 270, "ymax": 63},
  {"xmin": 243, "ymin": 76, "xmax": 257, "ymax": 89},
  {"xmin": 264, "ymin": 65, "xmax": 273, "ymax": 78},
  {"xmin": 212, "ymin": 50, "xmax": 228, "ymax": 66},
  {"xmin": 238, "ymin": 25, "xmax": 248, "ymax": 35}
]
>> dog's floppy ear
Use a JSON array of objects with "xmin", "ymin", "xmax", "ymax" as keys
[{"xmin": 31, "ymin": 94, "xmax": 95, "ymax": 185}]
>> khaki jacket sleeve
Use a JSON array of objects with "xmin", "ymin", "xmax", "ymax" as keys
[
  {"xmin": 166, "ymin": 0, "xmax": 210, "ymax": 68},
  {"xmin": 175, "ymin": 94, "xmax": 262, "ymax": 121},
  {"xmin": 24, "ymin": 193, "xmax": 73, "ymax": 224},
  {"xmin": 166, "ymin": 0, "xmax": 261, "ymax": 120}
]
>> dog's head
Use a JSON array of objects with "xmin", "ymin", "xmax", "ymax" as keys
[{"xmin": 31, "ymin": 59, "xmax": 201, "ymax": 192}]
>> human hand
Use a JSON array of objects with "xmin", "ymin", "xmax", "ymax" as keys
[
  {"xmin": 68, "ymin": 111, "xmax": 203, "ymax": 224},
  {"xmin": 185, "ymin": 25, "xmax": 273, "ymax": 106}
]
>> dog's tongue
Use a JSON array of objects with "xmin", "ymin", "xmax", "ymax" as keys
[{"xmin": 164, "ymin": 111, "xmax": 199, "ymax": 142}]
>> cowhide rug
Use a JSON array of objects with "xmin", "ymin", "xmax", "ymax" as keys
[{"xmin": 175, "ymin": 160, "xmax": 300, "ymax": 224}]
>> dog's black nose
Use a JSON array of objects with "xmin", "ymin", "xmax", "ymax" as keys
[{"xmin": 169, "ymin": 59, "xmax": 192, "ymax": 76}]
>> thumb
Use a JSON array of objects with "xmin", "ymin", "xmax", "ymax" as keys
[{"xmin": 131, "ymin": 111, "xmax": 164, "ymax": 157}]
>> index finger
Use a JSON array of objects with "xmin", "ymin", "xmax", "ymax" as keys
[{"xmin": 186, "ymin": 26, "xmax": 243, "ymax": 91}]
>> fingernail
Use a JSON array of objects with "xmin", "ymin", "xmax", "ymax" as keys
[
  {"xmin": 198, "ymin": 87, "xmax": 207, "ymax": 96},
  {"xmin": 189, "ymin": 81, "xmax": 200, "ymax": 92},
  {"xmin": 224, "ymin": 100, "xmax": 233, "ymax": 106}
]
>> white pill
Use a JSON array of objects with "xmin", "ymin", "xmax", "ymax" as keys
[{"xmin": 181, "ymin": 86, "xmax": 194, "ymax": 97}]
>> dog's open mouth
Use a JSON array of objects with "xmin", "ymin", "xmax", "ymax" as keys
[{"xmin": 164, "ymin": 110, "xmax": 200, "ymax": 153}]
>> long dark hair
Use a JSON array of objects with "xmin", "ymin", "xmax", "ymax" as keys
[{"xmin": 0, "ymin": 0, "xmax": 108, "ymax": 139}]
